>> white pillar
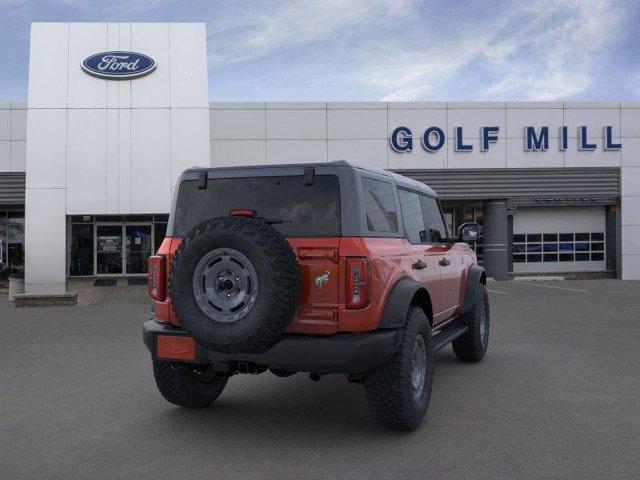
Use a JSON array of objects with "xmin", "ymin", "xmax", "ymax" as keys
[
  {"xmin": 24, "ymin": 22, "xmax": 210, "ymax": 294},
  {"xmin": 621, "ymin": 166, "xmax": 640, "ymax": 279},
  {"xmin": 621, "ymin": 104, "xmax": 640, "ymax": 280},
  {"xmin": 25, "ymin": 189, "xmax": 66, "ymax": 294},
  {"xmin": 25, "ymin": 23, "xmax": 70, "ymax": 294}
]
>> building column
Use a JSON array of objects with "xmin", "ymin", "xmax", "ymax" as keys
[
  {"xmin": 24, "ymin": 188, "xmax": 67, "ymax": 294},
  {"xmin": 621, "ymin": 166, "xmax": 640, "ymax": 279},
  {"xmin": 606, "ymin": 204, "xmax": 617, "ymax": 273},
  {"xmin": 482, "ymin": 200, "xmax": 509, "ymax": 280}
]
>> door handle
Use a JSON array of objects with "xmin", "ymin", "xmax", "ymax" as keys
[
  {"xmin": 412, "ymin": 259, "xmax": 428, "ymax": 270},
  {"xmin": 439, "ymin": 257, "xmax": 451, "ymax": 267}
]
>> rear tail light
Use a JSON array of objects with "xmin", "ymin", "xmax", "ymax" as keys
[
  {"xmin": 148, "ymin": 255, "xmax": 166, "ymax": 301},
  {"xmin": 346, "ymin": 257, "xmax": 370, "ymax": 309},
  {"xmin": 229, "ymin": 209, "xmax": 256, "ymax": 217}
]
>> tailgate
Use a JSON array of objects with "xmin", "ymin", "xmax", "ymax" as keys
[{"xmin": 285, "ymin": 237, "xmax": 341, "ymax": 335}]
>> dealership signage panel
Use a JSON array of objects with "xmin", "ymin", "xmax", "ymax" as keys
[
  {"xmin": 389, "ymin": 125, "xmax": 622, "ymax": 153},
  {"xmin": 82, "ymin": 51, "xmax": 156, "ymax": 80}
]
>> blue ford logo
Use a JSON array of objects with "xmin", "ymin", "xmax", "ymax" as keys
[{"xmin": 82, "ymin": 51, "xmax": 156, "ymax": 80}]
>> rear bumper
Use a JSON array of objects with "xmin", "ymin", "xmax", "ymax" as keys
[{"xmin": 143, "ymin": 319, "xmax": 400, "ymax": 374}]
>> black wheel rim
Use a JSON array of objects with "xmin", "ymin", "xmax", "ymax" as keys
[
  {"xmin": 411, "ymin": 335, "xmax": 427, "ymax": 402},
  {"xmin": 192, "ymin": 247, "xmax": 259, "ymax": 323}
]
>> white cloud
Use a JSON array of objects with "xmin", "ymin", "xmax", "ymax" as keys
[
  {"xmin": 357, "ymin": 0, "xmax": 628, "ymax": 101},
  {"xmin": 5, "ymin": 0, "xmax": 631, "ymax": 101},
  {"xmin": 479, "ymin": 0, "xmax": 625, "ymax": 100},
  {"xmin": 208, "ymin": 0, "xmax": 413, "ymax": 66},
  {"xmin": 207, "ymin": 0, "xmax": 630, "ymax": 101}
]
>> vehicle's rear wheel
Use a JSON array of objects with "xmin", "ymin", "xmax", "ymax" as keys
[
  {"xmin": 169, "ymin": 216, "xmax": 301, "ymax": 354},
  {"xmin": 364, "ymin": 307, "xmax": 433, "ymax": 430},
  {"xmin": 452, "ymin": 283, "xmax": 490, "ymax": 361},
  {"xmin": 152, "ymin": 360, "xmax": 228, "ymax": 408}
]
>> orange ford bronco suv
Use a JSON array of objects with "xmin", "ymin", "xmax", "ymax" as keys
[{"xmin": 144, "ymin": 161, "xmax": 489, "ymax": 430}]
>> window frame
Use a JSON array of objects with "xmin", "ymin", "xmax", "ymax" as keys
[
  {"xmin": 419, "ymin": 193, "xmax": 450, "ymax": 245},
  {"xmin": 512, "ymin": 231, "xmax": 606, "ymax": 264},
  {"xmin": 360, "ymin": 175, "xmax": 402, "ymax": 238},
  {"xmin": 398, "ymin": 188, "xmax": 429, "ymax": 245},
  {"xmin": 396, "ymin": 186, "xmax": 449, "ymax": 245}
]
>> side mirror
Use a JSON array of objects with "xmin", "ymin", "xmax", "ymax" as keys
[{"xmin": 457, "ymin": 222, "xmax": 480, "ymax": 243}]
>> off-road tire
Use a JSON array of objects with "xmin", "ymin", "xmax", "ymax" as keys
[
  {"xmin": 452, "ymin": 283, "xmax": 490, "ymax": 361},
  {"xmin": 170, "ymin": 216, "xmax": 300, "ymax": 354},
  {"xmin": 364, "ymin": 307, "xmax": 433, "ymax": 430},
  {"xmin": 152, "ymin": 360, "xmax": 228, "ymax": 408}
]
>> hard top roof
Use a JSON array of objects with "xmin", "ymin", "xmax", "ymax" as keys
[{"xmin": 184, "ymin": 160, "xmax": 437, "ymax": 197}]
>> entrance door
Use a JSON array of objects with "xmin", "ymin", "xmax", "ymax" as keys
[
  {"xmin": 96, "ymin": 225, "xmax": 123, "ymax": 275},
  {"xmin": 125, "ymin": 225, "xmax": 152, "ymax": 275}
]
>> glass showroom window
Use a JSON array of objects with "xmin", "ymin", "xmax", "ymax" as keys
[
  {"xmin": 69, "ymin": 214, "xmax": 170, "ymax": 277},
  {"xmin": 0, "ymin": 212, "xmax": 7, "ymax": 278},
  {"xmin": 513, "ymin": 233, "xmax": 605, "ymax": 264},
  {"xmin": 442, "ymin": 206, "xmax": 484, "ymax": 264},
  {"xmin": 0, "ymin": 211, "xmax": 25, "ymax": 276},
  {"xmin": 7, "ymin": 212, "xmax": 25, "ymax": 274},
  {"xmin": 463, "ymin": 207, "xmax": 484, "ymax": 263},
  {"xmin": 70, "ymin": 222, "xmax": 95, "ymax": 276},
  {"xmin": 153, "ymin": 214, "xmax": 168, "ymax": 253}
]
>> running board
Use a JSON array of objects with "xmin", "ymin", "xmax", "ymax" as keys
[{"xmin": 432, "ymin": 324, "xmax": 468, "ymax": 351}]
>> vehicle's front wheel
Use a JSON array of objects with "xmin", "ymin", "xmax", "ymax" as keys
[
  {"xmin": 152, "ymin": 360, "xmax": 228, "ymax": 408},
  {"xmin": 452, "ymin": 283, "xmax": 490, "ymax": 361},
  {"xmin": 364, "ymin": 307, "xmax": 433, "ymax": 430}
]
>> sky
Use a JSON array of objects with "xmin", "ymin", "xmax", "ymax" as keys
[{"xmin": 0, "ymin": 0, "xmax": 639, "ymax": 102}]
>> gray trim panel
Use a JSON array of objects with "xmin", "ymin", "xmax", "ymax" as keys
[
  {"xmin": 395, "ymin": 168, "xmax": 620, "ymax": 203},
  {"xmin": 0, "ymin": 173, "xmax": 26, "ymax": 207}
]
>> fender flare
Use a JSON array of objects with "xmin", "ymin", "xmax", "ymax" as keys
[
  {"xmin": 461, "ymin": 264, "xmax": 486, "ymax": 314},
  {"xmin": 378, "ymin": 278, "xmax": 433, "ymax": 329}
]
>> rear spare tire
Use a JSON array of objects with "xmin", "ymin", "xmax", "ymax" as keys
[{"xmin": 170, "ymin": 216, "xmax": 300, "ymax": 353}]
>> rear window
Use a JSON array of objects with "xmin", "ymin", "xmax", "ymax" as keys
[{"xmin": 172, "ymin": 175, "xmax": 341, "ymax": 237}]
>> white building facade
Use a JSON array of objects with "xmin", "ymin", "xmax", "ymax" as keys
[{"xmin": 0, "ymin": 22, "xmax": 639, "ymax": 294}]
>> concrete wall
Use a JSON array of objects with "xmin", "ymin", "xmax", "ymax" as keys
[
  {"xmin": 25, "ymin": 22, "xmax": 209, "ymax": 293},
  {"xmin": 0, "ymin": 101, "xmax": 27, "ymax": 172},
  {"xmin": 209, "ymin": 101, "xmax": 633, "ymax": 169}
]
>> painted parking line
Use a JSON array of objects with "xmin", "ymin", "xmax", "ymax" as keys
[
  {"xmin": 513, "ymin": 281, "xmax": 588, "ymax": 293},
  {"xmin": 487, "ymin": 289, "xmax": 509, "ymax": 295}
]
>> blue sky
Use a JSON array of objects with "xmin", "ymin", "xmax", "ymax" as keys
[{"xmin": 1, "ymin": 0, "xmax": 639, "ymax": 101}]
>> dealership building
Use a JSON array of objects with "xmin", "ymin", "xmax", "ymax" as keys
[{"xmin": 1, "ymin": 22, "xmax": 640, "ymax": 295}]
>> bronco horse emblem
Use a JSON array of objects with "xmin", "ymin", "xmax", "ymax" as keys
[{"xmin": 314, "ymin": 271, "xmax": 331, "ymax": 290}]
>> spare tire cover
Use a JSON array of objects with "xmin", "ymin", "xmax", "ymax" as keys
[{"xmin": 169, "ymin": 216, "xmax": 301, "ymax": 353}]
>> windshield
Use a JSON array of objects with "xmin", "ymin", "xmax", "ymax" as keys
[{"xmin": 171, "ymin": 174, "xmax": 341, "ymax": 237}]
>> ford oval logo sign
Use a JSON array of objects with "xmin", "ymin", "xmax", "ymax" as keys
[{"xmin": 82, "ymin": 51, "xmax": 156, "ymax": 80}]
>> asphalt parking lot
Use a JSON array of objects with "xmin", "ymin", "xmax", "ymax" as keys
[{"xmin": 1, "ymin": 280, "xmax": 639, "ymax": 480}]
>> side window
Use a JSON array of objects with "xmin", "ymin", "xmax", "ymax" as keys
[
  {"xmin": 399, "ymin": 189, "xmax": 427, "ymax": 244},
  {"xmin": 420, "ymin": 195, "xmax": 447, "ymax": 243},
  {"xmin": 361, "ymin": 178, "xmax": 398, "ymax": 233}
]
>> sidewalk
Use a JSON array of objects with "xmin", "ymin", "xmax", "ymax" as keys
[{"xmin": 68, "ymin": 278, "xmax": 150, "ymax": 307}]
